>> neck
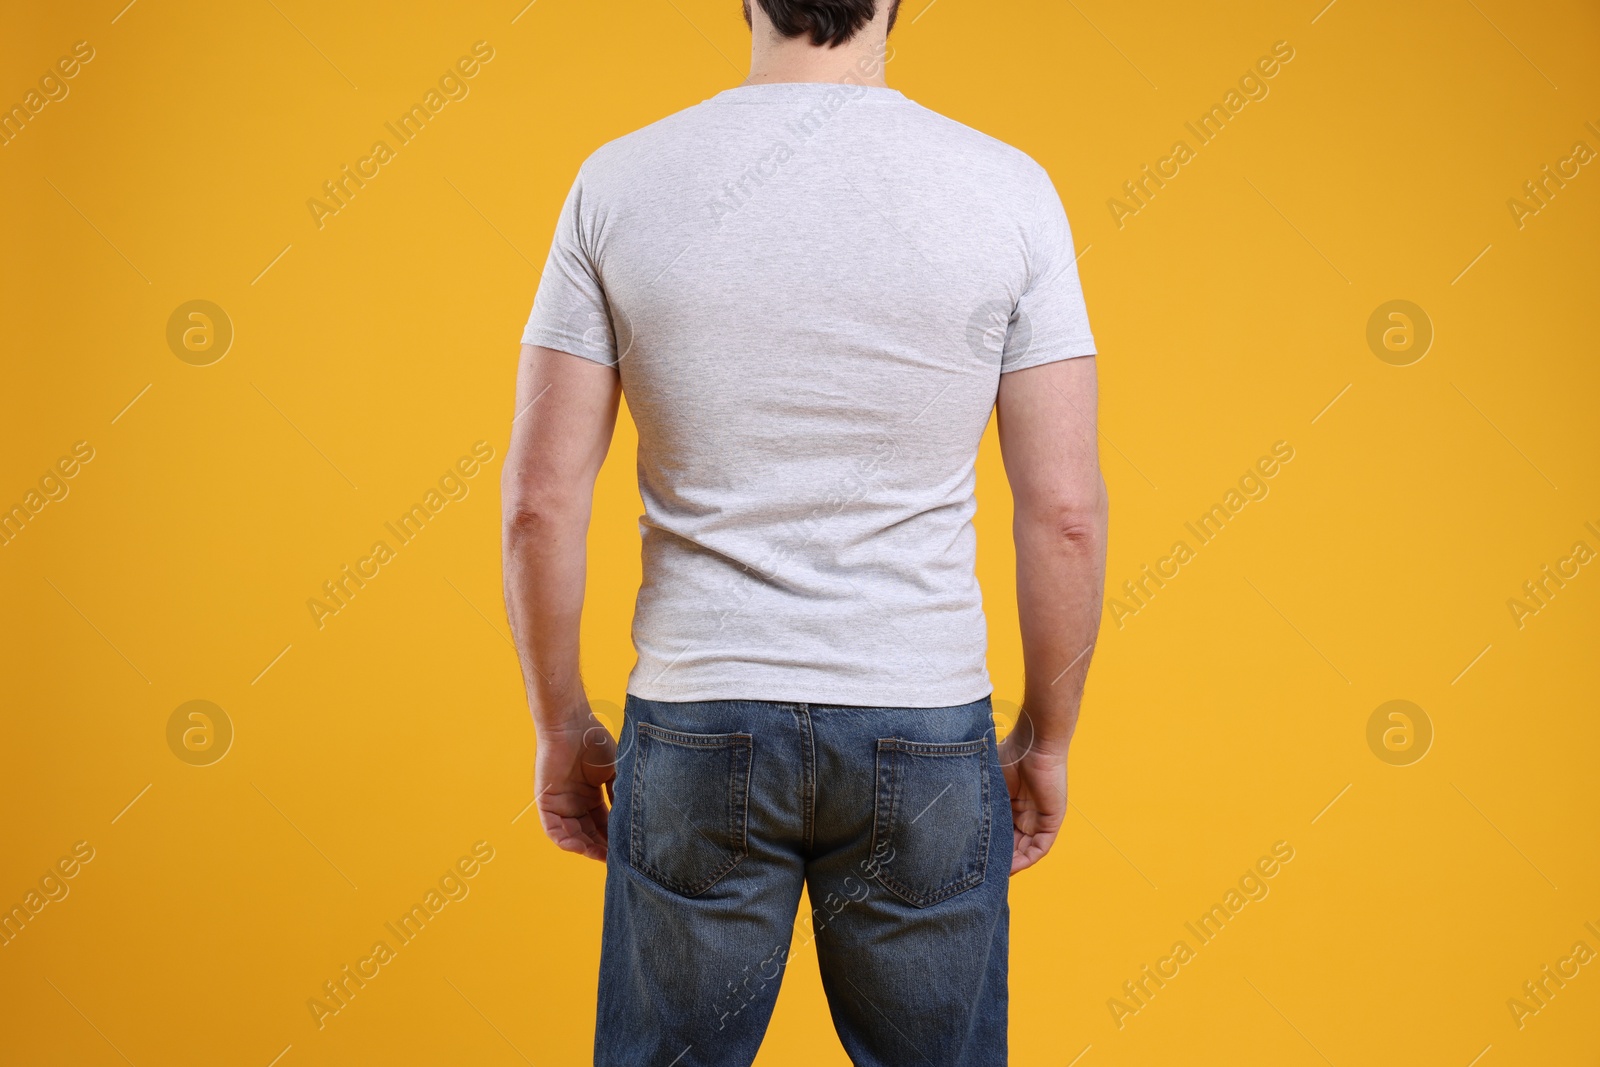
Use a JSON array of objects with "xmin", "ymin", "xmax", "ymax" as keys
[{"xmin": 743, "ymin": 21, "xmax": 890, "ymax": 88}]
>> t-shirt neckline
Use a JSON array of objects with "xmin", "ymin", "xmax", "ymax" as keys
[{"xmin": 708, "ymin": 81, "xmax": 905, "ymax": 104}]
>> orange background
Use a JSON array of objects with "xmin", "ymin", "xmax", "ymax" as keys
[{"xmin": 2, "ymin": 1, "xmax": 1597, "ymax": 1064}]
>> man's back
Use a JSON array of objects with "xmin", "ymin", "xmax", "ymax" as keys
[
  {"xmin": 523, "ymin": 81, "xmax": 1096, "ymax": 706},
  {"xmin": 503, "ymin": 7, "xmax": 1107, "ymax": 1063}
]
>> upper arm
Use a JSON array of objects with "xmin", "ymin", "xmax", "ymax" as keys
[
  {"xmin": 519, "ymin": 170, "xmax": 623, "ymax": 366},
  {"xmin": 996, "ymin": 356, "xmax": 1103, "ymax": 516},
  {"xmin": 1000, "ymin": 166, "xmax": 1096, "ymax": 374},
  {"xmin": 501, "ymin": 344, "xmax": 621, "ymax": 512}
]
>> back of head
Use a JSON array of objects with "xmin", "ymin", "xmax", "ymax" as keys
[{"xmin": 744, "ymin": 0, "xmax": 900, "ymax": 48}]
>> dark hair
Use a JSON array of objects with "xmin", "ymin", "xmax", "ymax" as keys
[{"xmin": 745, "ymin": 0, "xmax": 900, "ymax": 48}]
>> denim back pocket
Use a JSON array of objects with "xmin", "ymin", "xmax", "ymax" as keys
[
  {"xmin": 628, "ymin": 722, "xmax": 752, "ymax": 897},
  {"xmin": 869, "ymin": 737, "xmax": 991, "ymax": 908}
]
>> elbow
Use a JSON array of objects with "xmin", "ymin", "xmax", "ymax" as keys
[
  {"xmin": 1045, "ymin": 510, "xmax": 1106, "ymax": 554},
  {"xmin": 502, "ymin": 502, "xmax": 549, "ymax": 544},
  {"xmin": 1017, "ymin": 480, "xmax": 1108, "ymax": 551},
  {"xmin": 501, "ymin": 486, "xmax": 589, "ymax": 543}
]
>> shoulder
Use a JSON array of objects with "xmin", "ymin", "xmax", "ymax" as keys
[
  {"xmin": 881, "ymin": 99, "xmax": 1059, "ymax": 222},
  {"xmin": 894, "ymin": 99, "xmax": 1054, "ymax": 186},
  {"xmin": 571, "ymin": 101, "xmax": 721, "ymax": 189}
]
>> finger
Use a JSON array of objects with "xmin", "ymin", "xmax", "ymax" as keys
[
  {"xmin": 553, "ymin": 831, "xmax": 606, "ymax": 863},
  {"xmin": 546, "ymin": 811, "xmax": 608, "ymax": 863},
  {"xmin": 1011, "ymin": 844, "xmax": 1045, "ymax": 874},
  {"xmin": 1001, "ymin": 756, "xmax": 1021, "ymax": 798},
  {"xmin": 576, "ymin": 815, "xmax": 607, "ymax": 862},
  {"xmin": 1011, "ymin": 800, "xmax": 1047, "ymax": 838},
  {"xmin": 1014, "ymin": 815, "xmax": 1065, "ymax": 844},
  {"xmin": 540, "ymin": 806, "xmax": 602, "ymax": 859},
  {"xmin": 1010, "ymin": 828, "xmax": 1033, "ymax": 874},
  {"xmin": 569, "ymin": 809, "xmax": 602, "ymax": 845},
  {"xmin": 547, "ymin": 809, "xmax": 601, "ymax": 851},
  {"xmin": 1010, "ymin": 828, "xmax": 1057, "ymax": 874}
]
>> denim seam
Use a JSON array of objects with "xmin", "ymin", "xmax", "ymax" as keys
[
  {"xmin": 628, "ymin": 728, "xmax": 650, "ymax": 879},
  {"xmin": 869, "ymin": 742, "xmax": 885, "ymax": 883},
  {"xmin": 736, "ymin": 736, "xmax": 752, "ymax": 863},
  {"xmin": 794, "ymin": 704, "xmax": 816, "ymax": 853}
]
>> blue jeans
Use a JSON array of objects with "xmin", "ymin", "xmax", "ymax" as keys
[{"xmin": 596, "ymin": 695, "xmax": 1010, "ymax": 1066}]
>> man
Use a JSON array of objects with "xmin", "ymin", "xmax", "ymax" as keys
[{"xmin": 501, "ymin": 1, "xmax": 1107, "ymax": 1062}]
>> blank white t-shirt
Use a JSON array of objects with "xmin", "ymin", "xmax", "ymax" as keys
[{"xmin": 523, "ymin": 81, "xmax": 1095, "ymax": 707}]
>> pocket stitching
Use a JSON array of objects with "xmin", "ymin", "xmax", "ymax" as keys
[
  {"xmin": 628, "ymin": 726, "xmax": 752, "ymax": 897},
  {"xmin": 881, "ymin": 737, "xmax": 988, "ymax": 757},
  {"xmin": 870, "ymin": 738, "xmax": 991, "ymax": 908},
  {"xmin": 635, "ymin": 721, "xmax": 753, "ymax": 749}
]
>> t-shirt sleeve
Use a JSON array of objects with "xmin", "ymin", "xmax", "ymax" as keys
[
  {"xmin": 520, "ymin": 169, "xmax": 619, "ymax": 365},
  {"xmin": 1001, "ymin": 166, "xmax": 1097, "ymax": 373}
]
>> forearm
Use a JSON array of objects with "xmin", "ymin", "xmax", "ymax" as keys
[
  {"xmin": 1013, "ymin": 486, "xmax": 1107, "ymax": 751},
  {"xmin": 499, "ymin": 345, "xmax": 620, "ymax": 736},
  {"xmin": 502, "ymin": 496, "xmax": 592, "ymax": 732}
]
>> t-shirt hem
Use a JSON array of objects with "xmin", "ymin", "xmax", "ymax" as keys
[
  {"xmin": 520, "ymin": 324, "xmax": 617, "ymax": 365},
  {"xmin": 1001, "ymin": 341, "xmax": 1098, "ymax": 375},
  {"xmin": 625, "ymin": 670, "xmax": 994, "ymax": 710}
]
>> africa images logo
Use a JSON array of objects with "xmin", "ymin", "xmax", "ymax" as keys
[
  {"xmin": 1106, "ymin": 41, "xmax": 1296, "ymax": 229},
  {"xmin": 306, "ymin": 842, "xmax": 495, "ymax": 1030},
  {"xmin": 306, "ymin": 42, "xmax": 496, "ymax": 230}
]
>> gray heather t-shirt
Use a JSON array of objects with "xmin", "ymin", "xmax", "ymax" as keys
[{"xmin": 522, "ymin": 81, "xmax": 1095, "ymax": 707}]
